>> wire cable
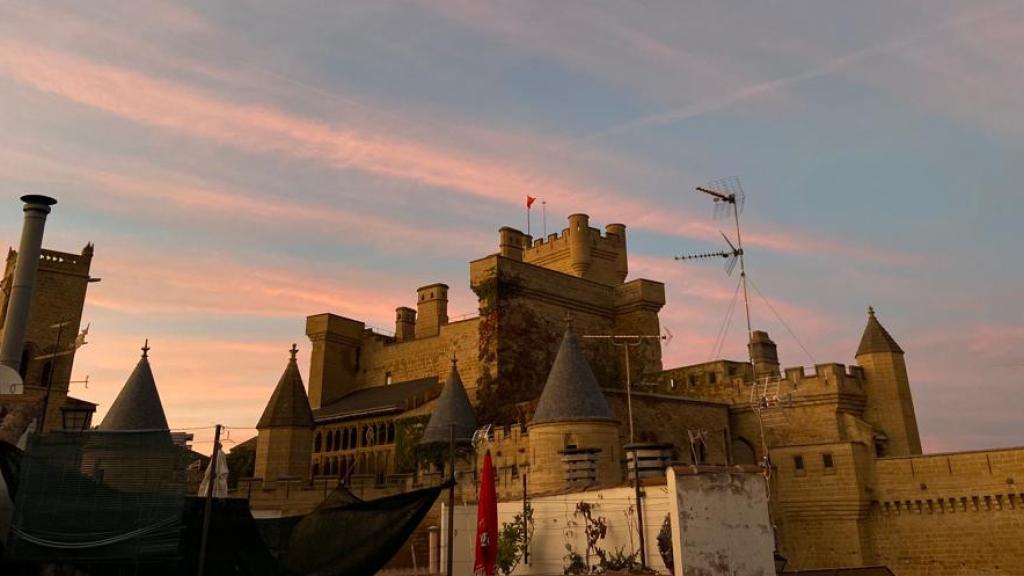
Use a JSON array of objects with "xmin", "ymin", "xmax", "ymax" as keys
[{"xmin": 747, "ymin": 275, "xmax": 818, "ymax": 366}]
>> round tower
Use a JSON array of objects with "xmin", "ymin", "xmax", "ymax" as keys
[
  {"xmin": 567, "ymin": 213, "xmax": 593, "ymax": 278},
  {"xmin": 528, "ymin": 325, "xmax": 621, "ymax": 493}
]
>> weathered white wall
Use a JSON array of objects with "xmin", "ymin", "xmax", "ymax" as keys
[
  {"xmin": 443, "ymin": 485, "xmax": 672, "ymax": 576},
  {"xmin": 667, "ymin": 467, "xmax": 775, "ymax": 576}
]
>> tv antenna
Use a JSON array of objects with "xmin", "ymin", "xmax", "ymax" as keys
[{"xmin": 676, "ymin": 177, "xmax": 752, "ymax": 345}]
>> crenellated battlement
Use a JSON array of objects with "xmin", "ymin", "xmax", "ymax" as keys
[
  {"xmin": 498, "ymin": 214, "xmax": 628, "ymax": 286},
  {"xmin": 5, "ymin": 244, "xmax": 93, "ymax": 279}
]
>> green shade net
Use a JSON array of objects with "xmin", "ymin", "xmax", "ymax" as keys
[
  {"xmin": 284, "ymin": 482, "xmax": 449, "ymax": 576},
  {"xmin": 7, "ymin": 431, "xmax": 188, "ymax": 568}
]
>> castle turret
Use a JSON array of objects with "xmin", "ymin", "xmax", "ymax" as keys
[
  {"xmin": 528, "ymin": 325, "xmax": 621, "ymax": 493},
  {"xmin": 255, "ymin": 345, "xmax": 315, "ymax": 481},
  {"xmin": 415, "ymin": 284, "xmax": 448, "ymax": 339},
  {"xmin": 855, "ymin": 307, "xmax": 921, "ymax": 456},
  {"xmin": 395, "ymin": 306, "xmax": 416, "ymax": 342},
  {"xmin": 567, "ymin": 213, "xmax": 593, "ymax": 278},
  {"xmin": 749, "ymin": 330, "xmax": 780, "ymax": 380},
  {"xmin": 98, "ymin": 341, "xmax": 169, "ymax": 432},
  {"xmin": 420, "ymin": 355, "xmax": 477, "ymax": 445},
  {"xmin": 305, "ymin": 313, "xmax": 363, "ymax": 409},
  {"xmin": 605, "ymin": 223, "xmax": 628, "ymax": 283},
  {"xmin": 499, "ymin": 227, "xmax": 528, "ymax": 261}
]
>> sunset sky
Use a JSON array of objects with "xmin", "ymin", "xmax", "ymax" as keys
[{"xmin": 1, "ymin": 1, "xmax": 1021, "ymax": 454}]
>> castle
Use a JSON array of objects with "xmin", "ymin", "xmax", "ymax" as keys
[{"xmin": 242, "ymin": 213, "xmax": 1024, "ymax": 575}]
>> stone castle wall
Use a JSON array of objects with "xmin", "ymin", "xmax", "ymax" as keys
[{"xmin": 868, "ymin": 447, "xmax": 1024, "ymax": 575}]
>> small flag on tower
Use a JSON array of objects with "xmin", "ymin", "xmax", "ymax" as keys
[{"xmin": 526, "ymin": 196, "xmax": 537, "ymax": 208}]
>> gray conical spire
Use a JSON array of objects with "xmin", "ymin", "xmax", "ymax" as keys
[
  {"xmin": 99, "ymin": 340, "xmax": 170, "ymax": 431},
  {"xmin": 532, "ymin": 326, "xmax": 614, "ymax": 424},
  {"xmin": 257, "ymin": 344, "xmax": 314, "ymax": 429},
  {"xmin": 856, "ymin": 306, "xmax": 904, "ymax": 356},
  {"xmin": 420, "ymin": 355, "xmax": 477, "ymax": 445}
]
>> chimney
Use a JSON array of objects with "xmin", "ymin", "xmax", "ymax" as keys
[
  {"xmin": 0, "ymin": 195, "xmax": 57, "ymax": 394},
  {"xmin": 415, "ymin": 284, "xmax": 448, "ymax": 339},
  {"xmin": 395, "ymin": 306, "xmax": 417, "ymax": 341},
  {"xmin": 748, "ymin": 330, "xmax": 780, "ymax": 380}
]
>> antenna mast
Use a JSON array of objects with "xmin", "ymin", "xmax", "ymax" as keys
[{"xmin": 695, "ymin": 177, "xmax": 752, "ymax": 344}]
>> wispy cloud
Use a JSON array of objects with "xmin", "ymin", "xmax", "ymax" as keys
[
  {"xmin": 0, "ymin": 38, "xmax": 891, "ymax": 263},
  {"xmin": 587, "ymin": 4, "xmax": 1012, "ymax": 139}
]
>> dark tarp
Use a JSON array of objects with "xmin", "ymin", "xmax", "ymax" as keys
[
  {"xmin": 285, "ymin": 482, "xmax": 450, "ymax": 576},
  {"xmin": 179, "ymin": 497, "xmax": 283, "ymax": 576}
]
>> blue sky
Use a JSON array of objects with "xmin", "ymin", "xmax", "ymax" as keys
[{"xmin": 0, "ymin": 1, "xmax": 1021, "ymax": 453}]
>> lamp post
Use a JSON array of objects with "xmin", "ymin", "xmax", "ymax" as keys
[{"xmin": 581, "ymin": 332, "xmax": 667, "ymax": 571}]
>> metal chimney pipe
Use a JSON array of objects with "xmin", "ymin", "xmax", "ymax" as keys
[{"xmin": 0, "ymin": 195, "xmax": 57, "ymax": 370}]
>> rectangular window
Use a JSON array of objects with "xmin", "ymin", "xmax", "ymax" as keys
[
  {"xmin": 793, "ymin": 455, "xmax": 804, "ymax": 470},
  {"xmin": 823, "ymin": 453, "xmax": 835, "ymax": 472},
  {"xmin": 707, "ymin": 372, "xmax": 717, "ymax": 385}
]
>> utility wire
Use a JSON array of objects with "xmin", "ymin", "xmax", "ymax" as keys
[{"xmin": 747, "ymin": 275, "xmax": 817, "ymax": 366}]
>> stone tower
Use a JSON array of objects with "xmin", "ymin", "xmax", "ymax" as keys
[
  {"xmin": 855, "ymin": 307, "xmax": 921, "ymax": 456},
  {"xmin": 255, "ymin": 345, "xmax": 315, "ymax": 481},
  {"xmin": 528, "ymin": 325, "xmax": 622, "ymax": 493}
]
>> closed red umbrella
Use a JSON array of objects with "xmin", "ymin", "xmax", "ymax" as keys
[{"xmin": 474, "ymin": 450, "xmax": 499, "ymax": 576}]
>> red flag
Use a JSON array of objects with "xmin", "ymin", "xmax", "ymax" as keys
[
  {"xmin": 474, "ymin": 451, "xmax": 499, "ymax": 576},
  {"xmin": 526, "ymin": 196, "xmax": 536, "ymax": 208}
]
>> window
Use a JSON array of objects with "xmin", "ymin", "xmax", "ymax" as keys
[
  {"xmin": 707, "ymin": 372, "xmax": 717, "ymax": 385},
  {"xmin": 823, "ymin": 453, "xmax": 835, "ymax": 470},
  {"xmin": 688, "ymin": 374, "xmax": 698, "ymax": 387},
  {"xmin": 314, "ymin": 433, "xmax": 322, "ymax": 453},
  {"xmin": 793, "ymin": 455, "xmax": 805, "ymax": 475},
  {"xmin": 385, "ymin": 371, "xmax": 392, "ymax": 385}
]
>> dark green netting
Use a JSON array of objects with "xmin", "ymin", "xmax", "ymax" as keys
[
  {"xmin": 4, "ymin": 431, "xmax": 448, "ymax": 576},
  {"xmin": 0, "ymin": 441, "xmax": 22, "ymax": 500},
  {"xmin": 284, "ymin": 482, "xmax": 449, "ymax": 576},
  {"xmin": 7, "ymin": 431, "xmax": 188, "ymax": 566}
]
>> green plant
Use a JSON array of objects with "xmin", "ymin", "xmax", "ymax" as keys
[
  {"xmin": 600, "ymin": 547, "xmax": 639, "ymax": 572},
  {"xmin": 563, "ymin": 544, "xmax": 589, "ymax": 575},
  {"xmin": 497, "ymin": 504, "xmax": 535, "ymax": 575},
  {"xmin": 575, "ymin": 502, "xmax": 609, "ymax": 570}
]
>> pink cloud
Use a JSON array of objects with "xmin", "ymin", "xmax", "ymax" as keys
[
  {"xmin": 0, "ymin": 146, "xmax": 488, "ymax": 254},
  {"xmin": 0, "ymin": 38, "xmax": 895, "ymax": 264}
]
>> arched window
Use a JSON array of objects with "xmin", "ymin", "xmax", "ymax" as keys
[
  {"xmin": 342, "ymin": 429, "xmax": 349, "ymax": 450},
  {"xmin": 314, "ymin": 432, "xmax": 322, "ymax": 453},
  {"xmin": 334, "ymin": 430, "xmax": 341, "ymax": 451},
  {"xmin": 387, "ymin": 422, "xmax": 395, "ymax": 444},
  {"xmin": 312, "ymin": 462, "xmax": 320, "ymax": 476},
  {"xmin": 731, "ymin": 437, "xmax": 757, "ymax": 465}
]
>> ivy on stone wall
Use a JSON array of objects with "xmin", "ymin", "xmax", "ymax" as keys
[{"xmin": 473, "ymin": 266, "xmax": 627, "ymax": 426}]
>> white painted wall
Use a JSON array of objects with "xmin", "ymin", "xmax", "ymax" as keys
[
  {"xmin": 667, "ymin": 467, "xmax": 775, "ymax": 576},
  {"xmin": 443, "ymin": 485, "xmax": 672, "ymax": 576},
  {"xmin": 441, "ymin": 470, "xmax": 774, "ymax": 576}
]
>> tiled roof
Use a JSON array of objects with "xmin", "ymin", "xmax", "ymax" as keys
[
  {"xmin": 99, "ymin": 350, "xmax": 169, "ymax": 432},
  {"xmin": 856, "ymin": 307, "xmax": 904, "ymax": 356},
  {"xmin": 532, "ymin": 327, "xmax": 615, "ymax": 425},
  {"xmin": 257, "ymin": 350, "xmax": 314, "ymax": 429},
  {"xmin": 420, "ymin": 360, "xmax": 476, "ymax": 444},
  {"xmin": 314, "ymin": 376, "xmax": 439, "ymax": 422}
]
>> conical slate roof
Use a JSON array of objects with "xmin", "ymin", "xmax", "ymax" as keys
[
  {"xmin": 856, "ymin": 306, "xmax": 904, "ymax": 356},
  {"xmin": 99, "ymin": 342, "xmax": 169, "ymax": 431},
  {"xmin": 257, "ymin": 345, "xmax": 314, "ymax": 429},
  {"xmin": 420, "ymin": 356, "xmax": 477, "ymax": 445},
  {"xmin": 532, "ymin": 327, "xmax": 615, "ymax": 425}
]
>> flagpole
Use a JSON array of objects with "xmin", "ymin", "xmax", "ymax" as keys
[
  {"xmin": 542, "ymin": 201, "xmax": 547, "ymax": 237},
  {"xmin": 527, "ymin": 204, "xmax": 531, "ymax": 237}
]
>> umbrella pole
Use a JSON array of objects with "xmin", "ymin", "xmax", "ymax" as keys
[
  {"xmin": 197, "ymin": 423, "xmax": 221, "ymax": 576},
  {"xmin": 447, "ymin": 423, "xmax": 456, "ymax": 576}
]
